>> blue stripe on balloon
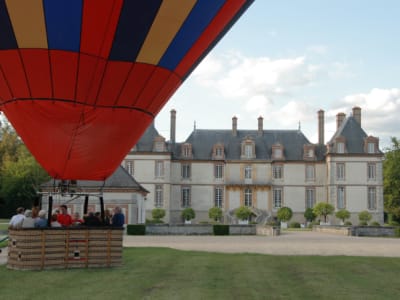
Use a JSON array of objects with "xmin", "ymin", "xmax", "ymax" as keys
[
  {"xmin": 158, "ymin": 0, "xmax": 226, "ymax": 70},
  {"xmin": 43, "ymin": 0, "xmax": 82, "ymax": 51},
  {"xmin": 0, "ymin": 0, "xmax": 17, "ymax": 50},
  {"xmin": 109, "ymin": 0, "xmax": 162, "ymax": 62}
]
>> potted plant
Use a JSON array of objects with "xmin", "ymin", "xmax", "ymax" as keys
[
  {"xmin": 151, "ymin": 208, "xmax": 166, "ymax": 224},
  {"xmin": 208, "ymin": 207, "xmax": 223, "ymax": 223},
  {"xmin": 277, "ymin": 206, "xmax": 293, "ymax": 229},
  {"xmin": 235, "ymin": 206, "xmax": 252, "ymax": 224},
  {"xmin": 335, "ymin": 209, "xmax": 350, "ymax": 225},
  {"xmin": 358, "ymin": 210, "xmax": 372, "ymax": 226},
  {"xmin": 313, "ymin": 202, "xmax": 334, "ymax": 225},
  {"xmin": 181, "ymin": 208, "xmax": 195, "ymax": 224}
]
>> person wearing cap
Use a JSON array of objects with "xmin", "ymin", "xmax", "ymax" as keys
[{"xmin": 8, "ymin": 207, "xmax": 25, "ymax": 229}]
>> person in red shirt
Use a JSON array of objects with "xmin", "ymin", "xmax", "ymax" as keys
[{"xmin": 57, "ymin": 205, "xmax": 72, "ymax": 227}]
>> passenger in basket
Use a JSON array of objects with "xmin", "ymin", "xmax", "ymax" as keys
[
  {"xmin": 8, "ymin": 207, "xmax": 25, "ymax": 229},
  {"xmin": 71, "ymin": 212, "xmax": 84, "ymax": 226},
  {"xmin": 57, "ymin": 204, "xmax": 72, "ymax": 227},
  {"xmin": 84, "ymin": 212, "xmax": 102, "ymax": 226},
  {"xmin": 35, "ymin": 210, "xmax": 48, "ymax": 228},
  {"xmin": 111, "ymin": 206, "xmax": 125, "ymax": 227},
  {"xmin": 21, "ymin": 210, "xmax": 35, "ymax": 228},
  {"xmin": 51, "ymin": 214, "xmax": 62, "ymax": 227}
]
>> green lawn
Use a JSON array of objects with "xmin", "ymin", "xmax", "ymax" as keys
[{"xmin": 1, "ymin": 248, "xmax": 400, "ymax": 300}]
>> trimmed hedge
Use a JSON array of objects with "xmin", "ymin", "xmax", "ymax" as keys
[
  {"xmin": 213, "ymin": 225, "xmax": 229, "ymax": 235},
  {"xmin": 127, "ymin": 224, "xmax": 146, "ymax": 235}
]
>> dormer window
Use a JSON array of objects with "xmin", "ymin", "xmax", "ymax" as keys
[
  {"xmin": 181, "ymin": 143, "xmax": 192, "ymax": 158},
  {"xmin": 241, "ymin": 138, "xmax": 255, "ymax": 159},
  {"xmin": 364, "ymin": 136, "xmax": 379, "ymax": 154},
  {"xmin": 337, "ymin": 142, "xmax": 345, "ymax": 153},
  {"xmin": 153, "ymin": 135, "xmax": 166, "ymax": 152},
  {"xmin": 212, "ymin": 143, "xmax": 225, "ymax": 160},
  {"xmin": 335, "ymin": 136, "xmax": 346, "ymax": 154},
  {"xmin": 272, "ymin": 143, "xmax": 284, "ymax": 160},
  {"xmin": 303, "ymin": 144, "xmax": 315, "ymax": 160}
]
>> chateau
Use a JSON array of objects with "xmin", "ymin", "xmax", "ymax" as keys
[{"xmin": 123, "ymin": 107, "xmax": 384, "ymax": 225}]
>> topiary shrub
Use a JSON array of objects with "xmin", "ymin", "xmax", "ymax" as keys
[
  {"xmin": 289, "ymin": 222, "xmax": 301, "ymax": 228},
  {"xmin": 208, "ymin": 207, "xmax": 223, "ymax": 222},
  {"xmin": 335, "ymin": 209, "xmax": 351, "ymax": 223},
  {"xmin": 277, "ymin": 207, "xmax": 293, "ymax": 222},
  {"xmin": 344, "ymin": 221, "xmax": 352, "ymax": 226},
  {"xmin": 313, "ymin": 202, "xmax": 335, "ymax": 223},
  {"xmin": 152, "ymin": 208, "xmax": 166, "ymax": 223},
  {"xmin": 182, "ymin": 208, "xmax": 196, "ymax": 221},
  {"xmin": 235, "ymin": 206, "xmax": 252, "ymax": 221},
  {"xmin": 358, "ymin": 210, "xmax": 372, "ymax": 225},
  {"xmin": 359, "ymin": 221, "xmax": 368, "ymax": 226},
  {"xmin": 213, "ymin": 224, "xmax": 229, "ymax": 235},
  {"xmin": 304, "ymin": 208, "xmax": 316, "ymax": 222},
  {"xmin": 370, "ymin": 221, "xmax": 380, "ymax": 226},
  {"xmin": 127, "ymin": 224, "xmax": 146, "ymax": 235}
]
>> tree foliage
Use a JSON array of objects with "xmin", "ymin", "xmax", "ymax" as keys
[
  {"xmin": 0, "ymin": 123, "xmax": 50, "ymax": 217},
  {"xmin": 181, "ymin": 207, "xmax": 195, "ymax": 221},
  {"xmin": 277, "ymin": 206, "xmax": 293, "ymax": 222},
  {"xmin": 335, "ymin": 209, "xmax": 351, "ymax": 222},
  {"xmin": 235, "ymin": 206, "xmax": 252, "ymax": 221},
  {"xmin": 304, "ymin": 208, "xmax": 316, "ymax": 222},
  {"xmin": 151, "ymin": 208, "xmax": 166, "ymax": 222},
  {"xmin": 358, "ymin": 210, "xmax": 372, "ymax": 223},
  {"xmin": 313, "ymin": 202, "xmax": 335, "ymax": 223},
  {"xmin": 208, "ymin": 206, "xmax": 223, "ymax": 222},
  {"xmin": 383, "ymin": 137, "xmax": 400, "ymax": 219}
]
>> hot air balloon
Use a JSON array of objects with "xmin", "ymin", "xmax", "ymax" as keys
[{"xmin": 0, "ymin": 0, "xmax": 253, "ymax": 181}]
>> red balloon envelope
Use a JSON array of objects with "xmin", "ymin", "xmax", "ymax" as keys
[{"xmin": 0, "ymin": 0, "xmax": 253, "ymax": 180}]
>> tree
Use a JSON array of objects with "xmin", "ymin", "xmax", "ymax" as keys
[
  {"xmin": 277, "ymin": 207, "xmax": 293, "ymax": 222},
  {"xmin": 358, "ymin": 210, "xmax": 372, "ymax": 225},
  {"xmin": 0, "ymin": 124, "xmax": 50, "ymax": 217},
  {"xmin": 335, "ymin": 209, "xmax": 351, "ymax": 223},
  {"xmin": 313, "ymin": 202, "xmax": 335, "ymax": 223},
  {"xmin": 235, "ymin": 206, "xmax": 252, "ymax": 221},
  {"xmin": 383, "ymin": 137, "xmax": 400, "ymax": 221},
  {"xmin": 181, "ymin": 208, "xmax": 195, "ymax": 221},
  {"xmin": 304, "ymin": 208, "xmax": 316, "ymax": 222},
  {"xmin": 208, "ymin": 207, "xmax": 223, "ymax": 222},
  {"xmin": 151, "ymin": 208, "xmax": 166, "ymax": 223}
]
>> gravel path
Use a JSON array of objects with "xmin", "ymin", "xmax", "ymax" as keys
[
  {"xmin": 2, "ymin": 231, "xmax": 400, "ymax": 266},
  {"xmin": 123, "ymin": 231, "xmax": 400, "ymax": 257}
]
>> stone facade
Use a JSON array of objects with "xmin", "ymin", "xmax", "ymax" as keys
[{"xmin": 123, "ymin": 107, "xmax": 384, "ymax": 225}]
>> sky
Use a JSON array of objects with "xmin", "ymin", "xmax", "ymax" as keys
[{"xmin": 155, "ymin": 0, "xmax": 400, "ymax": 149}]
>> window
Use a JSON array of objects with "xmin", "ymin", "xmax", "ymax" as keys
[
  {"xmin": 181, "ymin": 143, "xmax": 192, "ymax": 158},
  {"xmin": 216, "ymin": 147, "xmax": 223, "ymax": 157},
  {"xmin": 367, "ymin": 142, "xmax": 375, "ymax": 154},
  {"xmin": 181, "ymin": 164, "xmax": 191, "ymax": 179},
  {"xmin": 155, "ymin": 185, "xmax": 163, "ymax": 207},
  {"xmin": 367, "ymin": 163, "xmax": 376, "ymax": 180},
  {"xmin": 303, "ymin": 144, "xmax": 315, "ymax": 159},
  {"xmin": 155, "ymin": 161, "xmax": 164, "ymax": 178},
  {"xmin": 212, "ymin": 144, "xmax": 225, "ymax": 159},
  {"xmin": 337, "ymin": 186, "xmax": 345, "ymax": 209},
  {"xmin": 306, "ymin": 165, "xmax": 315, "ymax": 181},
  {"xmin": 306, "ymin": 188, "xmax": 315, "ymax": 208},
  {"xmin": 241, "ymin": 139, "xmax": 255, "ymax": 159},
  {"xmin": 337, "ymin": 142, "xmax": 345, "ymax": 153},
  {"xmin": 273, "ymin": 147, "xmax": 283, "ymax": 159},
  {"xmin": 273, "ymin": 188, "xmax": 282, "ymax": 209},
  {"xmin": 244, "ymin": 188, "xmax": 252, "ymax": 207},
  {"xmin": 153, "ymin": 136, "xmax": 165, "ymax": 152},
  {"xmin": 181, "ymin": 187, "xmax": 191, "ymax": 207},
  {"xmin": 244, "ymin": 165, "xmax": 252, "ymax": 179},
  {"xmin": 273, "ymin": 165, "xmax": 283, "ymax": 179},
  {"xmin": 215, "ymin": 187, "xmax": 223, "ymax": 208},
  {"xmin": 336, "ymin": 163, "xmax": 345, "ymax": 180},
  {"xmin": 125, "ymin": 160, "xmax": 134, "ymax": 175},
  {"xmin": 244, "ymin": 144, "xmax": 252, "ymax": 158},
  {"xmin": 368, "ymin": 187, "xmax": 376, "ymax": 210},
  {"xmin": 215, "ymin": 164, "xmax": 224, "ymax": 179}
]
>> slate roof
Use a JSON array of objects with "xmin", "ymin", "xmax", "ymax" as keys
[
  {"xmin": 328, "ymin": 116, "xmax": 381, "ymax": 154},
  {"xmin": 170, "ymin": 128, "xmax": 322, "ymax": 161},
  {"xmin": 41, "ymin": 166, "xmax": 148, "ymax": 193},
  {"xmin": 133, "ymin": 122, "xmax": 160, "ymax": 152}
]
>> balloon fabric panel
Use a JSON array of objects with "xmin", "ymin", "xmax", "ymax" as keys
[{"xmin": 0, "ymin": 0, "xmax": 254, "ymax": 180}]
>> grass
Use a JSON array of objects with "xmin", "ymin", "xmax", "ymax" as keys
[{"xmin": 1, "ymin": 248, "xmax": 400, "ymax": 300}]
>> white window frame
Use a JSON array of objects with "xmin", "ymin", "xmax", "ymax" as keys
[
  {"xmin": 337, "ymin": 186, "xmax": 345, "ymax": 209},
  {"xmin": 244, "ymin": 165, "xmax": 252, "ymax": 179},
  {"xmin": 367, "ymin": 142, "xmax": 375, "ymax": 154},
  {"xmin": 336, "ymin": 163, "xmax": 345, "ymax": 180},
  {"xmin": 368, "ymin": 187, "xmax": 377, "ymax": 210},
  {"xmin": 244, "ymin": 188, "xmax": 252, "ymax": 207},
  {"xmin": 367, "ymin": 163, "xmax": 376, "ymax": 181},
  {"xmin": 273, "ymin": 188, "xmax": 282, "ymax": 209},
  {"xmin": 155, "ymin": 160, "xmax": 164, "ymax": 178},
  {"xmin": 306, "ymin": 188, "xmax": 315, "ymax": 208},
  {"xmin": 181, "ymin": 164, "xmax": 191, "ymax": 179},
  {"xmin": 215, "ymin": 164, "xmax": 224, "ymax": 179},
  {"xmin": 244, "ymin": 144, "xmax": 253, "ymax": 158},
  {"xmin": 181, "ymin": 187, "xmax": 191, "ymax": 208},
  {"xmin": 125, "ymin": 160, "xmax": 134, "ymax": 176},
  {"xmin": 155, "ymin": 184, "xmax": 163, "ymax": 207},
  {"xmin": 215, "ymin": 187, "xmax": 223, "ymax": 208},
  {"xmin": 337, "ymin": 142, "xmax": 345, "ymax": 153},
  {"xmin": 273, "ymin": 165, "xmax": 283, "ymax": 179},
  {"xmin": 306, "ymin": 165, "xmax": 315, "ymax": 181}
]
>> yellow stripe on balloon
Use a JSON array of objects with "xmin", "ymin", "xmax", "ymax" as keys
[
  {"xmin": 5, "ymin": 0, "xmax": 48, "ymax": 48},
  {"xmin": 136, "ymin": 0, "xmax": 197, "ymax": 65}
]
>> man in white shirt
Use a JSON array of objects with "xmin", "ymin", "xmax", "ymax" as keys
[{"xmin": 8, "ymin": 207, "xmax": 25, "ymax": 229}]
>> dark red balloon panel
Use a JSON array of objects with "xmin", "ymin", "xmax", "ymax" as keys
[{"xmin": 0, "ymin": 0, "xmax": 253, "ymax": 180}]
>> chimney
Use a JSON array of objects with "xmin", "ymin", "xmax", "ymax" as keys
[
  {"xmin": 318, "ymin": 110, "xmax": 324, "ymax": 145},
  {"xmin": 352, "ymin": 106, "xmax": 361, "ymax": 126},
  {"xmin": 232, "ymin": 116, "xmax": 237, "ymax": 137},
  {"xmin": 336, "ymin": 112, "xmax": 346, "ymax": 130},
  {"xmin": 170, "ymin": 109, "xmax": 176, "ymax": 144},
  {"xmin": 258, "ymin": 116, "xmax": 263, "ymax": 136}
]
